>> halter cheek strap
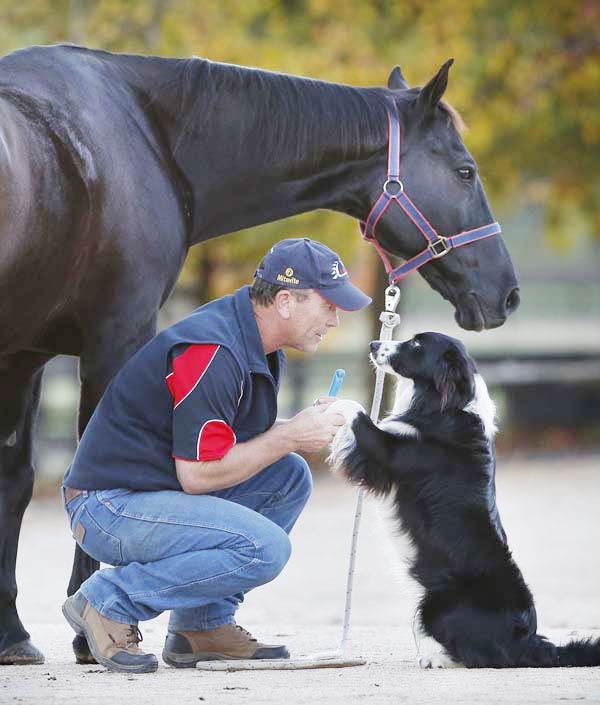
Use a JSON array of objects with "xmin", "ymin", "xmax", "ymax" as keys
[{"xmin": 359, "ymin": 105, "xmax": 502, "ymax": 284}]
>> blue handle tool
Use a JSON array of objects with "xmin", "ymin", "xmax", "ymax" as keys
[{"xmin": 328, "ymin": 369, "xmax": 346, "ymax": 397}]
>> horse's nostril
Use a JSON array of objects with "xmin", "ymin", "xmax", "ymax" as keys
[{"xmin": 505, "ymin": 287, "xmax": 521, "ymax": 314}]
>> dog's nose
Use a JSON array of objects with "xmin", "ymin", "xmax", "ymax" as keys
[{"xmin": 369, "ymin": 341, "xmax": 381, "ymax": 353}]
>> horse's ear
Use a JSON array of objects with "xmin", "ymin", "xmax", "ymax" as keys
[
  {"xmin": 416, "ymin": 58, "xmax": 454, "ymax": 122},
  {"xmin": 387, "ymin": 66, "xmax": 409, "ymax": 90}
]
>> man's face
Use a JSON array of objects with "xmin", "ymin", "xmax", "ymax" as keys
[{"xmin": 288, "ymin": 291, "xmax": 340, "ymax": 353}]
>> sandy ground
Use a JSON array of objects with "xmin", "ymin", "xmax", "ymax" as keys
[{"xmin": 2, "ymin": 455, "xmax": 600, "ymax": 704}]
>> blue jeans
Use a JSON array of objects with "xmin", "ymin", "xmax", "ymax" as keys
[{"xmin": 62, "ymin": 453, "xmax": 312, "ymax": 631}]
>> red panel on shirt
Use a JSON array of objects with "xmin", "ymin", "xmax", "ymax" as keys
[
  {"xmin": 166, "ymin": 344, "xmax": 219, "ymax": 408},
  {"xmin": 197, "ymin": 420, "xmax": 236, "ymax": 461}
]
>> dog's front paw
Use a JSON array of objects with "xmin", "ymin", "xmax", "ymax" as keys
[
  {"xmin": 326, "ymin": 423, "xmax": 357, "ymax": 473},
  {"xmin": 326, "ymin": 399, "xmax": 366, "ymax": 424},
  {"xmin": 326, "ymin": 400, "xmax": 366, "ymax": 473}
]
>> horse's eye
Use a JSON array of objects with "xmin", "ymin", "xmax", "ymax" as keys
[{"xmin": 457, "ymin": 167, "xmax": 474, "ymax": 180}]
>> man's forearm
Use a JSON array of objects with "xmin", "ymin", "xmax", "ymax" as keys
[{"xmin": 175, "ymin": 423, "xmax": 297, "ymax": 494}]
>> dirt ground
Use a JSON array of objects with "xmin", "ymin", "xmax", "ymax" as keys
[{"xmin": 2, "ymin": 455, "xmax": 600, "ymax": 704}]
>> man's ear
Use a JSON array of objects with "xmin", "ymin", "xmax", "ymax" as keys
[
  {"xmin": 433, "ymin": 348, "xmax": 474, "ymax": 411},
  {"xmin": 273, "ymin": 289, "xmax": 293, "ymax": 320}
]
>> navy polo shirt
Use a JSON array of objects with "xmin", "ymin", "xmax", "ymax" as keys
[{"xmin": 64, "ymin": 287, "xmax": 284, "ymax": 491}]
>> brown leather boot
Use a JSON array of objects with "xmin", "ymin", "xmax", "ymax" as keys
[
  {"xmin": 62, "ymin": 592, "xmax": 158, "ymax": 673},
  {"xmin": 162, "ymin": 622, "xmax": 289, "ymax": 667}
]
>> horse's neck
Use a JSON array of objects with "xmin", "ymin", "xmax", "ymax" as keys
[{"xmin": 130, "ymin": 56, "xmax": 388, "ymax": 244}]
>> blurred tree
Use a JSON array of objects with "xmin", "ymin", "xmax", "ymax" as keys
[{"xmin": 0, "ymin": 0, "xmax": 597, "ymax": 301}]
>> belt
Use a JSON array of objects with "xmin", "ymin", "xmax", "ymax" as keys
[{"xmin": 64, "ymin": 487, "xmax": 85, "ymax": 503}]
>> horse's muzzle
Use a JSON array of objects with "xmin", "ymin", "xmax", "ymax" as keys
[
  {"xmin": 505, "ymin": 287, "xmax": 521, "ymax": 316},
  {"xmin": 455, "ymin": 286, "xmax": 520, "ymax": 331}
]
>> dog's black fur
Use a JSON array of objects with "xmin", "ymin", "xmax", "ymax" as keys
[{"xmin": 331, "ymin": 332, "xmax": 600, "ymax": 668}]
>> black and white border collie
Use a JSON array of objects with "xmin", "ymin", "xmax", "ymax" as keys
[{"xmin": 328, "ymin": 332, "xmax": 600, "ymax": 668}]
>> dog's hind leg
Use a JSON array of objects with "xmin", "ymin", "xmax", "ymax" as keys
[
  {"xmin": 416, "ymin": 631, "xmax": 463, "ymax": 669},
  {"xmin": 419, "ymin": 650, "xmax": 462, "ymax": 669}
]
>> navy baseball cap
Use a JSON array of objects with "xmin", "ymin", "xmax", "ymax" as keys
[{"xmin": 255, "ymin": 238, "xmax": 372, "ymax": 311}]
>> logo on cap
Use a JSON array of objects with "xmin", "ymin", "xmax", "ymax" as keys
[
  {"xmin": 276, "ymin": 267, "xmax": 300, "ymax": 284},
  {"xmin": 331, "ymin": 261, "xmax": 348, "ymax": 280}
]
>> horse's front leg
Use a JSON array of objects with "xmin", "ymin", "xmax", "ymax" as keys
[
  {"xmin": 67, "ymin": 315, "xmax": 157, "ymax": 664},
  {"xmin": 0, "ymin": 353, "xmax": 51, "ymax": 664}
]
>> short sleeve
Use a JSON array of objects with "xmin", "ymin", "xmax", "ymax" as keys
[{"xmin": 166, "ymin": 344, "xmax": 244, "ymax": 461}]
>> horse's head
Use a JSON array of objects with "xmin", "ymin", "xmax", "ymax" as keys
[{"xmin": 363, "ymin": 60, "xmax": 519, "ymax": 331}]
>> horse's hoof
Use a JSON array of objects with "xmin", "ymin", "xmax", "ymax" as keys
[
  {"xmin": 0, "ymin": 638, "xmax": 45, "ymax": 665},
  {"xmin": 72, "ymin": 634, "xmax": 97, "ymax": 664}
]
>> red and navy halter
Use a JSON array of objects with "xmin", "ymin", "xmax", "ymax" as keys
[{"xmin": 359, "ymin": 103, "xmax": 502, "ymax": 284}]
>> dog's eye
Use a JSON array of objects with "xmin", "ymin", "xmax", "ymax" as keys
[{"xmin": 409, "ymin": 339, "xmax": 421, "ymax": 348}]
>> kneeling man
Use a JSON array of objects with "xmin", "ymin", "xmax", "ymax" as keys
[{"xmin": 61, "ymin": 238, "xmax": 371, "ymax": 672}]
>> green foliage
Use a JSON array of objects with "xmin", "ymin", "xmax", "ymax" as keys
[{"xmin": 0, "ymin": 0, "xmax": 598, "ymax": 299}]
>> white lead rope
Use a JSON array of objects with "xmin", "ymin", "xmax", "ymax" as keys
[
  {"xmin": 196, "ymin": 287, "xmax": 402, "ymax": 671},
  {"xmin": 308, "ymin": 285, "xmax": 401, "ymax": 660},
  {"xmin": 196, "ymin": 285, "xmax": 400, "ymax": 671}
]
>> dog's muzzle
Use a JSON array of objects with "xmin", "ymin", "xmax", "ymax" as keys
[{"xmin": 369, "ymin": 340, "xmax": 392, "ymax": 366}]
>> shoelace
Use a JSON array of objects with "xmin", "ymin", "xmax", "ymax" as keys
[
  {"xmin": 108, "ymin": 625, "xmax": 143, "ymax": 649},
  {"xmin": 126, "ymin": 625, "xmax": 144, "ymax": 646},
  {"xmin": 234, "ymin": 623, "xmax": 257, "ymax": 642}
]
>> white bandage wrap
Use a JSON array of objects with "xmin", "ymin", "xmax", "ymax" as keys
[{"xmin": 326, "ymin": 399, "xmax": 366, "ymax": 471}]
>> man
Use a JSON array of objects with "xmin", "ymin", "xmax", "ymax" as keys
[{"xmin": 61, "ymin": 237, "xmax": 371, "ymax": 673}]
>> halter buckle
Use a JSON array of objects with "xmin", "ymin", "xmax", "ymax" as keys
[{"xmin": 428, "ymin": 237, "xmax": 451, "ymax": 259}]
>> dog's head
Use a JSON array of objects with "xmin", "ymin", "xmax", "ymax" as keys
[{"xmin": 370, "ymin": 332, "xmax": 476, "ymax": 412}]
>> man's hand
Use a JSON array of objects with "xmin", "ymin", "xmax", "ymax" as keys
[
  {"xmin": 282, "ymin": 404, "xmax": 346, "ymax": 453},
  {"xmin": 312, "ymin": 395, "xmax": 338, "ymax": 408}
]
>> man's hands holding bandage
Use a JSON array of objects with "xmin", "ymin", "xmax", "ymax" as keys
[
  {"xmin": 282, "ymin": 400, "xmax": 345, "ymax": 453},
  {"xmin": 280, "ymin": 398, "xmax": 366, "ymax": 454}
]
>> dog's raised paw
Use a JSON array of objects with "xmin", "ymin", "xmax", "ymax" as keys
[
  {"xmin": 327, "ymin": 424, "xmax": 356, "ymax": 471},
  {"xmin": 325, "ymin": 399, "xmax": 366, "ymax": 424}
]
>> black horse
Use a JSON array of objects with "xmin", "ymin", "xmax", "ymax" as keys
[{"xmin": 0, "ymin": 44, "xmax": 519, "ymax": 664}]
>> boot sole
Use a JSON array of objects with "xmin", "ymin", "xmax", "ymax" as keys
[
  {"xmin": 162, "ymin": 648, "xmax": 290, "ymax": 668},
  {"xmin": 62, "ymin": 599, "xmax": 158, "ymax": 674}
]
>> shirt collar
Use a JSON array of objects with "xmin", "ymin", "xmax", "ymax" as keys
[{"xmin": 233, "ymin": 286, "xmax": 282, "ymax": 376}]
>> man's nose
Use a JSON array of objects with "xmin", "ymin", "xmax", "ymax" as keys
[
  {"xmin": 328, "ymin": 311, "xmax": 339, "ymax": 327},
  {"xmin": 370, "ymin": 341, "xmax": 381, "ymax": 353}
]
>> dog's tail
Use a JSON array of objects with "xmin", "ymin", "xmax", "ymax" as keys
[
  {"xmin": 460, "ymin": 634, "xmax": 600, "ymax": 668},
  {"xmin": 518, "ymin": 633, "xmax": 600, "ymax": 668},
  {"xmin": 556, "ymin": 637, "xmax": 600, "ymax": 667}
]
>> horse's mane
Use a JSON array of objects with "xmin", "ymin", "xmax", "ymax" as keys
[
  {"xmin": 163, "ymin": 57, "xmax": 391, "ymax": 166},
  {"xmin": 145, "ymin": 55, "xmax": 465, "ymax": 165},
  {"xmin": 439, "ymin": 100, "xmax": 465, "ymax": 133}
]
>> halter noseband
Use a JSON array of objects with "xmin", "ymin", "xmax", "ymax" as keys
[{"xmin": 359, "ymin": 105, "xmax": 502, "ymax": 284}]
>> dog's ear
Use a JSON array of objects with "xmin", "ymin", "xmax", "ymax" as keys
[{"xmin": 433, "ymin": 348, "xmax": 475, "ymax": 411}]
